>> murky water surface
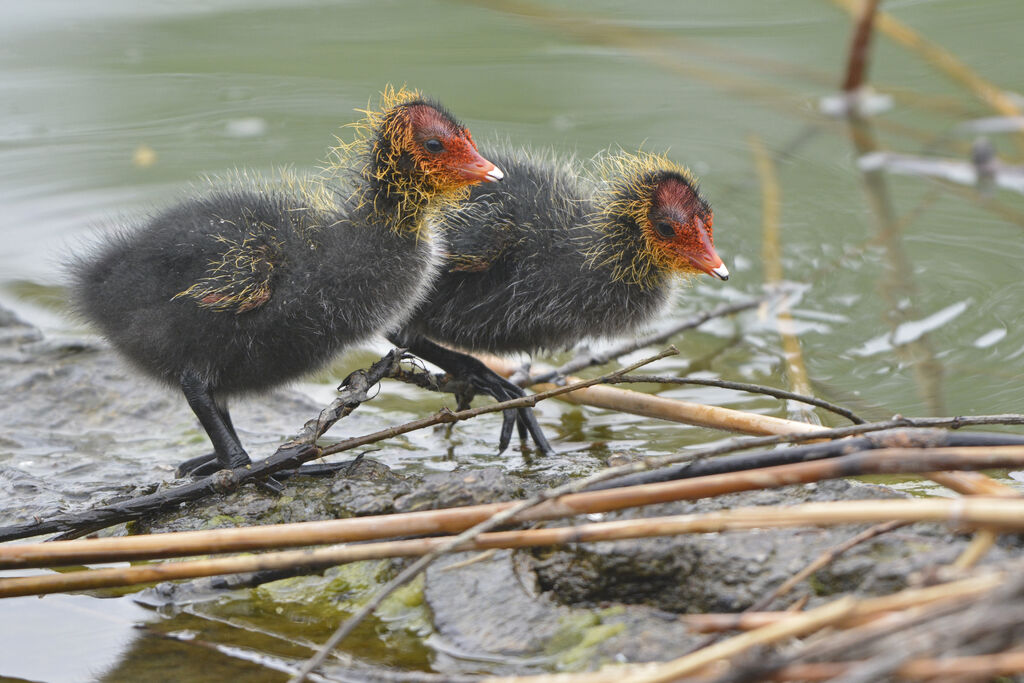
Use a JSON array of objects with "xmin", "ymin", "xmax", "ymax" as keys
[{"xmin": 2, "ymin": 1, "xmax": 1023, "ymax": 679}]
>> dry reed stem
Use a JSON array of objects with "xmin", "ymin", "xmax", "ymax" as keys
[
  {"xmin": 766, "ymin": 651, "xmax": 1024, "ymax": 680},
  {"xmin": 619, "ymin": 597, "xmax": 857, "ymax": 683},
  {"xmin": 952, "ymin": 529, "xmax": 999, "ymax": 570},
  {"xmin": 3, "ymin": 498, "xmax": 1022, "ymax": 598},
  {"xmin": 483, "ymin": 571, "xmax": 1012, "ymax": 682},
  {"xmin": 685, "ymin": 571, "xmax": 1006, "ymax": 634},
  {"xmin": 488, "ymin": 352, "xmax": 1017, "ymax": 499},
  {"xmin": 482, "ymin": 353, "xmax": 823, "ymax": 436},
  {"xmin": 484, "ymin": 651, "xmax": 1024, "ymax": 683},
  {"xmin": 5, "ymin": 445, "xmax": 1023, "ymax": 570}
]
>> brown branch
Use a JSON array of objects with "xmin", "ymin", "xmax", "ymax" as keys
[
  {"xmin": 582, "ymin": 428, "xmax": 1024, "ymax": 492},
  {"xmin": 8, "ymin": 411, "xmax": 1024, "ymax": 561}
]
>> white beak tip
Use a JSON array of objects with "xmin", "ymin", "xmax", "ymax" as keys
[
  {"xmin": 712, "ymin": 263, "xmax": 730, "ymax": 281},
  {"xmin": 486, "ymin": 166, "xmax": 505, "ymax": 182}
]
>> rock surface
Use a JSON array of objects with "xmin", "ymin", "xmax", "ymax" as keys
[{"xmin": 3, "ymin": 303, "xmax": 1018, "ymax": 677}]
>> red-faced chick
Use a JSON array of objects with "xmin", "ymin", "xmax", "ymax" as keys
[
  {"xmin": 70, "ymin": 86, "xmax": 502, "ymax": 482},
  {"xmin": 390, "ymin": 148, "xmax": 727, "ymax": 453}
]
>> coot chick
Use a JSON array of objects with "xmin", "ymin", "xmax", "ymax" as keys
[
  {"xmin": 71, "ymin": 86, "xmax": 503, "ymax": 477},
  {"xmin": 390, "ymin": 148, "xmax": 727, "ymax": 453}
]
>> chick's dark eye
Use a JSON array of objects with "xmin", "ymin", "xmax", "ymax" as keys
[
  {"xmin": 654, "ymin": 222, "xmax": 676, "ymax": 239},
  {"xmin": 424, "ymin": 139, "xmax": 444, "ymax": 154}
]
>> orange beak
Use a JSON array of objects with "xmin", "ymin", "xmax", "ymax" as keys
[
  {"xmin": 686, "ymin": 216, "xmax": 729, "ymax": 281},
  {"xmin": 454, "ymin": 147, "xmax": 505, "ymax": 183}
]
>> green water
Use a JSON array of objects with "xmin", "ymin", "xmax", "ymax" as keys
[{"xmin": 2, "ymin": 1, "xmax": 1024, "ymax": 679}]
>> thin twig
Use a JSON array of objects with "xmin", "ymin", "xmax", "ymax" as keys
[
  {"xmin": 674, "ymin": 518, "xmax": 907, "ymax": 665},
  {"xmin": 609, "ymin": 374, "xmax": 865, "ymax": 424},
  {"xmin": 527, "ymin": 297, "xmax": 768, "ymax": 385},
  {"xmin": 481, "ymin": 568, "xmax": 1019, "ymax": 682},
  {"xmin": 0, "ymin": 348, "xmax": 677, "ymax": 543},
  {"xmin": 754, "ymin": 520, "xmax": 905, "ymax": 611},
  {"xmin": 287, "ymin": 347, "xmax": 679, "ymax": 682},
  {"xmin": 720, "ymin": 567, "xmax": 1024, "ymax": 683}
]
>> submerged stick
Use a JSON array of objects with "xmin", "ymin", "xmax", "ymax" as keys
[{"xmin": 750, "ymin": 134, "xmax": 816, "ymax": 423}]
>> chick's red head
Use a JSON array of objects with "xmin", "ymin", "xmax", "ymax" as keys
[
  {"xmin": 646, "ymin": 175, "xmax": 729, "ymax": 281},
  {"xmin": 390, "ymin": 101, "xmax": 504, "ymax": 190}
]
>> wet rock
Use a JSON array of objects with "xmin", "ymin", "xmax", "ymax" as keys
[
  {"xmin": 136, "ymin": 457, "xmax": 412, "ymax": 533},
  {"xmin": 395, "ymin": 466, "xmax": 535, "ymax": 512},
  {"xmin": 324, "ymin": 457, "xmax": 412, "ymax": 517},
  {"xmin": 0, "ymin": 302, "xmax": 357, "ymax": 527},
  {"xmin": 0, "ymin": 306, "xmax": 43, "ymax": 351},
  {"xmin": 425, "ymin": 549, "xmax": 703, "ymax": 674}
]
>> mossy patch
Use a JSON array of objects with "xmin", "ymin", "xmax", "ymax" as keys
[{"xmin": 544, "ymin": 609, "xmax": 627, "ymax": 671}]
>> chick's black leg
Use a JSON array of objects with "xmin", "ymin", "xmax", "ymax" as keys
[
  {"xmin": 390, "ymin": 331, "xmax": 554, "ymax": 455},
  {"xmin": 178, "ymin": 370, "xmax": 251, "ymax": 474},
  {"xmin": 176, "ymin": 399, "xmax": 245, "ymax": 476}
]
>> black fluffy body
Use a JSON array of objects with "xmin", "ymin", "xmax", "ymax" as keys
[
  {"xmin": 70, "ymin": 108, "xmax": 450, "ymax": 476},
  {"xmin": 73, "ymin": 189, "xmax": 435, "ymax": 394},
  {"xmin": 397, "ymin": 148, "xmax": 676, "ymax": 355},
  {"xmin": 390, "ymin": 148, "xmax": 701, "ymax": 455}
]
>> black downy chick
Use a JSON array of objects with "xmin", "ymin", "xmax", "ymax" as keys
[
  {"xmin": 70, "ymin": 86, "xmax": 503, "ymax": 479},
  {"xmin": 390, "ymin": 148, "xmax": 727, "ymax": 453}
]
